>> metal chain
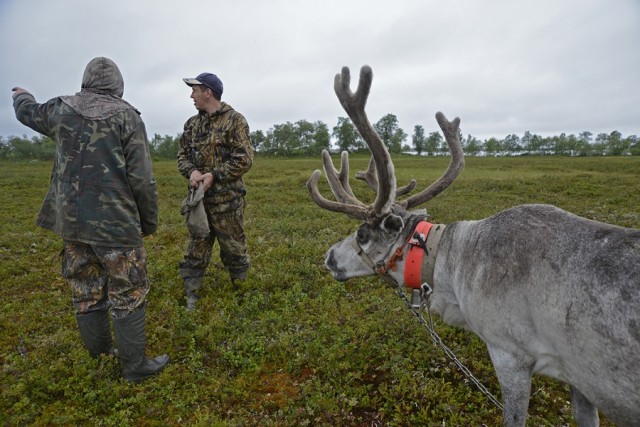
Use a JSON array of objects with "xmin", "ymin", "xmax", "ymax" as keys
[{"xmin": 394, "ymin": 286, "xmax": 504, "ymax": 411}]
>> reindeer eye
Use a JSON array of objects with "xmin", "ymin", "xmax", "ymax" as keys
[{"xmin": 356, "ymin": 225, "xmax": 369, "ymax": 243}]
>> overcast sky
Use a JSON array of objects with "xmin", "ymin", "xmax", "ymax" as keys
[{"xmin": 2, "ymin": 0, "xmax": 638, "ymax": 142}]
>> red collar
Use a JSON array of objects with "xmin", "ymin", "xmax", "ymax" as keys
[{"xmin": 404, "ymin": 221, "xmax": 434, "ymax": 288}]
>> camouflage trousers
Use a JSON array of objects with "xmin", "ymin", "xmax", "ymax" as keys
[
  {"xmin": 179, "ymin": 197, "xmax": 249, "ymax": 280},
  {"xmin": 61, "ymin": 241, "xmax": 149, "ymax": 318}
]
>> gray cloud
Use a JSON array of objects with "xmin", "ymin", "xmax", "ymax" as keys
[{"xmin": 2, "ymin": 0, "xmax": 638, "ymax": 141}]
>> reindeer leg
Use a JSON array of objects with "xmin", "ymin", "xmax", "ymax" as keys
[
  {"xmin": 570, "ymin": 386, "xmax": 599, "ymax": 427},
  {"xmin": 487, "ymin": 346, "xmax": 532, "ymax": 427}
]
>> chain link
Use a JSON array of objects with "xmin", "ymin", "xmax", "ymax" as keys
[{"xmin": 394, "ymin": 286, "xmax": 504, "ymax": 411}]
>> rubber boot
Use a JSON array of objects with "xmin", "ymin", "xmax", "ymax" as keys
[
  {"xmin": 229, "ymin": 268, "xmax": 247, "ymax": 287},
  {"xmin": 76, "ymin": 309, "xmax": 116, "ymax": 357},
  {"xmin": 113, "ymin": 306, "xmax": 169, "ymax": 382},
  {"xmin": 184, "ymin": 277, "xmax": 202, "ymax": 311}
]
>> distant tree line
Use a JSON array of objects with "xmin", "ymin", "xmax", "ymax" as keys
[{"xmin": 2, "ymin": 114, "xmax": 638, "ymax": 160}]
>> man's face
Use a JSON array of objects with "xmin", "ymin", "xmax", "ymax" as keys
[{"xmin": 190, "ymin": 85, "xmax": 208, "ymax": 111}]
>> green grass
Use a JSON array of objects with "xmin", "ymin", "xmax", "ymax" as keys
[{"xmin": 1, "ymin": 155, "xmax": 638, "ymax": 426}]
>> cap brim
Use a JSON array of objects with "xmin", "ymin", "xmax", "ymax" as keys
[{"xmin": 183, "ymin": 78, "xmax": 202, "ymax": 86}]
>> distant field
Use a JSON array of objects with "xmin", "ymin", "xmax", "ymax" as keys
[{"xmin": 1, "ymin": 155, "xmax": 637, "ymax": 426}]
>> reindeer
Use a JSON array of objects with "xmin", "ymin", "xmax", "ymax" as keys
[{"xmin": 307, "ymin": 65, "xmax": 640, "ymax": 427}]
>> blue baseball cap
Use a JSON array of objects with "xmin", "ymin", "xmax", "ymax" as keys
[{"xmin": 183, "ymin": 72, "xmax": 223, "ymax": 97}]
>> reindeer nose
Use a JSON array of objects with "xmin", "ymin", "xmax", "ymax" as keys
[{"xmin": 325, "ymin": 250, "xmax": 348, "ymax": 281}]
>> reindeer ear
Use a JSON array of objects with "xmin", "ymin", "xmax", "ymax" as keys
[{"xmin": 381, "ymin": 214, "xmax": 404, "ymax": 234}]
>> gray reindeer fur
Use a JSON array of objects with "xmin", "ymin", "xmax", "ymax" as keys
[{"xmin": 430, "ymin": 203, "xmax": 639, "ymax": 426}]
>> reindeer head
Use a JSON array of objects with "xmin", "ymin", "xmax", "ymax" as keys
[{"xmin": 307, "ymin": 66, "xmax": 464, "ymax": 282}]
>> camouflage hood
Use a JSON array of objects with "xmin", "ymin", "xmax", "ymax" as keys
[{"xmin": 60, "ymin": 57, "xmax": 137, "ymax": 120}]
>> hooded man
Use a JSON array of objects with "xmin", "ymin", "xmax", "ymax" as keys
[{"xmin": 12, "ymin": 56, "xmax": 169, "ymax": 382}]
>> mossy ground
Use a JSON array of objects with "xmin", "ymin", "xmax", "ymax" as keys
[{"xmin": 2, "ymin": 155, "xmax": 637, "ymax": 426}]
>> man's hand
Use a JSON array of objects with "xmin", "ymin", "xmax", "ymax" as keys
[
  {"xmin": 11, "ymin": 87, "xmax": 28, "ymax": 100},
  {"xmin": 189, "ymin": 170, "xmax": 214, "ymax": 191},
  {"xmin": 189, "ymin": 169, "xmax": 204, "ymax": 188},
  {"xmin": 200, "ymin": 172, "xmax": 213, "ymax": 190}
]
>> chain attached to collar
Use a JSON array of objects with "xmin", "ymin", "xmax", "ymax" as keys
[{"xmin": 395, "ymin": 285, "xmax": 504, "ymax": 412}]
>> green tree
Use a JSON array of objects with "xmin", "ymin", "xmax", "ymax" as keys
[
  {"xmin": 332, "ymin": 116, "xmax": 363, "ymax": 152},
  {"xmin": 310, "ymin": 121, "xmax": 331, "ymax": 155},
  {"xmin": 502, "ymin": 134, "xmax": 521, "ymax": 155},
  {"xmin": 412, "ymin": 125, "xmax": 426, "ymax": 155},
  {"xmin": 521, "ymin": 131, "xmax": 533, "ymax": 154},
  {"xmin": 606, "ymin": 130, "xmax": 627, "ymax": 156},
  {"xmin": 374, "ymin": 114, "xmax": 406, "ymax": 154},
  {"xmin": 484, "ymin": 137, "xmax": 501, "ymax": 156},
  {"xmin": 295, "ymin": 119, "xmax": 315, "ymax": 155},
  {"xmin": 150, "ymin": 133, "xmax": 180, "ymax": 159},
  {"xmin": 260, "ymin": 120, "xmax": 331, "ymax": 156},
  {"xmin": 626, "ymin": 135, "xmax": 639, "ymax": 156},
  {"xmin": 464, "ymin": 134, "xmax": 481, "ymax": 156},
  {"xmin": 593, "ymin": 133, "xmax": 609, "ymax": 156},
  {"xmin": 550, "ymin": 134, "xmax": 566, "ymax": 156},
  {"xmin": 438, "ymin": 133, "xmax": 452, "ymax": 154},
  {"xmin": 250, "ymin": 130, "xmax": 266, "ymax": 152},
  {"xmin": 529, "ymin": 133, "xmax": 545, "ymax": 155},
  {"xmin": 552, "ymin": 133, "xmax": 582, "ymax": 156},
  {"xmin": 574, "ymin": 131, "xmax": 593, "ymax": 156},
  {"xmin": 150, "ymin": 133, "xmax": 162, "ymax": 154},
  {"xmin": 425, "ymin": 131, "xmax": 442, "ymax": 156},
  {"xmin": 567, "ymin": 134, "xmax": 580, "ymax": 156},
  {"xmin": 266, "ymin": 122, "xmax": 297, "ymax": 156},
  {"xmin": 5, "ymin": 135, "xmax": 48, "ymax": 160},
  {"xmin": 0, "ymin": 136, "xmax": 8, "ymax": 160},
  {"xmin": 8, "ymin": 136, "xmax": 36, "ymax": 160},
  {"xmin": 578, "ymin": 131, "xmax": 593, "ymax": 145}
]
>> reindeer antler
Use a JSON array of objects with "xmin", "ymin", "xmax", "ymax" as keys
[
  {"xmin": 307, "ymin": 65, "xmax": 396, "ymax": 219},
  {"xmin": 307, "ymin": 154, "xmax": 370, "ymax": 219},
  {"xmin": 322, "ymin": 151, "xmax": 362, "ymax": 204},
  {"xmin": 307, "ymin": 65, "xmax": 464, "ymax": 220},
  {"xmin": 355, "ymin": 157, "xmax": 417, "ymax": 197},
  {"xmin": 399, "ymin": 112, "xmax": 464, "ymax": 210},
  {"xmin": 334, "ymin": 66, "xmax": 396, "ymax": 217}
]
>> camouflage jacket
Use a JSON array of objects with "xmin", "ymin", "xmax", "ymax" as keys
[
  {"xmin": 177, "ymin": 102, "xmax": 253, "ymax": 208},
  {"xmin": 13, "ymin": 93, "xmax": 158, "ymax": 247}
]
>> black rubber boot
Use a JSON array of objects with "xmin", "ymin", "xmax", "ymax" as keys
[
  {"xmin": 229, "ymin": 268, "xmax": 248, "ymax": 288},
  {"xmin": 184, "ymin": 277, "xmax": 202, "ymax": 311},
  {"xmin": 76, "ymin": 309, "xmax": 116, "ymax": 357},
  {"xmin": 113, "ymin": 307, "xmax": 169, "ymax": 382}
]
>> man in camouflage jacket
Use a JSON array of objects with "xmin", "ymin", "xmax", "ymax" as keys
[
  {"xmin": 12, "ymin": 57, "xmax": 168, "ymax": 382},
  {"xmin": 177, "ymin": 72, "xmax": 253, "ymax": 310}
]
